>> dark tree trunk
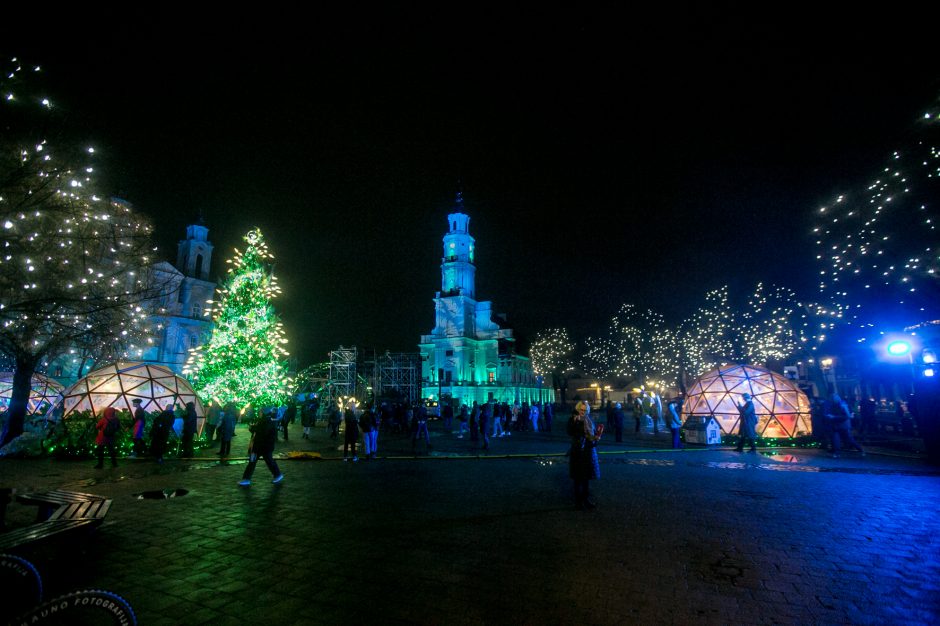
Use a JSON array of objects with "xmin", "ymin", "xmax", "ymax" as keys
[{"xmin": 1, "ymin": 356, "xmax": 38, "ymax": 447}]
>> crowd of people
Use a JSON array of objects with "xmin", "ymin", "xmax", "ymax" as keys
[{"xmin": 92, "ymin": 388, "xmax": 902, "ymax": 506}]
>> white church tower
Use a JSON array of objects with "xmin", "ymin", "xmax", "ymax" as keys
[{"xmin": 419, "ymin": 194, "xmax": 552, "ymax": 407}]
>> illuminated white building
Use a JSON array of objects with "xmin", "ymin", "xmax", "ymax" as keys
[
  {"xmin": 139, "ymin": 224, "xmax": 216, "ymax": 374},
  {"xmin": 419, "ymin": 198, "xmax": 552, "ymax": 407}
]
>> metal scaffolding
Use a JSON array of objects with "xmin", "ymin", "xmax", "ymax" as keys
[
  {"xmin": 371, "ymin": 351, "xmax": 420, "ymax": 405},
  {"xmin": 329, "ymin": 346, "xmax": 358, "ymax": 400},
  {"xmin": 294, "ymin": 347, "xmax": 420, "ymax": 408}
]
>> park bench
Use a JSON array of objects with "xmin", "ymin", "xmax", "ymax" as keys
[
  {"xmin": 16, "ymin": 489, "xmax": 111, "ymax": 522},
  {"xmin": 0, "ymin": 489, "xmax": 111, "ymax": 553}
]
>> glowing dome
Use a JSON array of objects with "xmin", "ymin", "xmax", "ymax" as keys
[
  {"xmin": 0, "ymin": 372, "xmax": 64, "ymax": 416},
  {"xmin": 683, "ymin": 364, "xmax": 812, "ymax": 438},
  {"xmin": 60, "ymin": 362, "xmax": 205, "ymax": 429}
]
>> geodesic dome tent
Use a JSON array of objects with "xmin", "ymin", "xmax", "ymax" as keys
[
  {"xmin": 682, "ymin": 364, "xmax": 812, "ymax": 438},
  {"xmin": 60, "ymin": 362, "xmax": 205, "ymax": 431},
  {"xmin": 0, "ymin": 372, "xmax": 64, "ymax": 416}
]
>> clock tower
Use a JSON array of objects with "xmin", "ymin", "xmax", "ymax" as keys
[{"xmin": 418, "ymin": 195, "xmax": 551, "ymax": 409}]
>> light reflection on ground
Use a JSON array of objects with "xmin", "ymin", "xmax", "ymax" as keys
[{"xmin": 691, "ymin": 461, "xmax": 940, "ymax": 476}]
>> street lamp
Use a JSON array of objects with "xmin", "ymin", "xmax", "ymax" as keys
[
  {"xmin": 820, "ymin": 358, "xmax": 835, "ymax": 394},
  {"xmin": 887, "ymin": 340, "xmax": 912, "ymax": 356}
]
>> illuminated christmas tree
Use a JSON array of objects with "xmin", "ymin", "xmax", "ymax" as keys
[
  {"xmin": 184, "ymin": 228, "xmax": 290, "ymax": 409},
  {"xmin": 0, "ymin": 58, "xmax": 157, "ymax": 446}
]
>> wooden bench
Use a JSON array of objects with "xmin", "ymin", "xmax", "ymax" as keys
[
  {"xmin": 0, "ymin": 490, "xmax": 111, "ymax": 553},
  {"xmin": 0, "ymin": 518, "xmax": 99, "ymax": 552},
  {"xmin": 16, "ymin": 490, "xmax": 110, "ymax": 522}
]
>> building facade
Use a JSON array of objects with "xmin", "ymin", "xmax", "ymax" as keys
[
  {"xmin": 139, "ymin": 224, "xmax": 216, "ymax": 374},
  {"xmin": 419, "ymin": 202, "xmax": 552, "ymax": 407}
]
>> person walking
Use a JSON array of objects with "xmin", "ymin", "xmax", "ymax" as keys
[
  {"xmin": 239, "ymin": 407, "xmax": 283, "ymax": 486},
  {"xmin": 94, "ymin": 407, "xmax": 121, "ymax": 469},
  {"xmin": 825, "ymin": 392, "xmax": 865, "ymax": 458},
  {"xmin": 218, "ymin": 405, "xmax": 237, "ymax": 463},
  {"xmin": 567, "ymin": 401, "xmax": 603, "ymax": 509},
  {"xmin": 735, "ymin": 393, "xmax": 758, "ymax": 452},
  {"xmin": 131, "ymin": 399, "xmax": 147, "ymax": 458},
  {"xmin": 150, "ymin": 404, "xmax": 174, "ymax": 464},
  {"xmin": 667, "ymin": 397, "xmax": 684, "ymax": 449}
]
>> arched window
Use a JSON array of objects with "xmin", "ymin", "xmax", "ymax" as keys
[
  {"xmin": 195, "ymin": 254, "xmax": 204, "ymax": 277},
  {"xmin": 190, "ymin": 335, "xmax": 198, "ymax": 349}
]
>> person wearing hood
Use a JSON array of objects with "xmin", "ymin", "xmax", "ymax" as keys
[
  {"xmin": 94, "ymin": 407, "xmax": 121, "ymax": 468},
  {"xmin": 239, "ymin": 407, "xmax": 283, "ymax": 486}
]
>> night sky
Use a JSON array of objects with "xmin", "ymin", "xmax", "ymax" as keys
[{"xmin": 6, "ymin": 7, "xmax": 939, "ymax": 365}]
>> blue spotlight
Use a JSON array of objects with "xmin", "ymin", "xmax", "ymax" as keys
[{"xmin": 887, "ymin": 340, "xmax": 912, "ymax": 356}]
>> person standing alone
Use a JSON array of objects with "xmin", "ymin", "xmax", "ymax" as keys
[
  {"xmin": 735, "ymin": 393, "xmax": 758, "ymax": 452},
  {"xmin": 567, "ymin": 401, "xmax": 603, "ymax": 509}
]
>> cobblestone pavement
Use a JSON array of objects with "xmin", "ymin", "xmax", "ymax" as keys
[{"xmin": 2, "ymin": 421, "xmax": 939, "ymax": 625}]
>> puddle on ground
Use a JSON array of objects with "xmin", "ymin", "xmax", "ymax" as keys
[
  {"xmin": 691, "ymin": 461, "xmax": 940, "ymax": 476},
  {"xmin": 761, "ymin": 453, "xmax": 801, "ymax": 463},
  {"xmin": 134, "ymin": 488, "xmax": 189, "ymax": 500}
]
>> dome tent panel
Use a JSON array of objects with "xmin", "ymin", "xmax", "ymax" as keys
[
  {"xmin": 0, "ymin": 372, "xmax": 64, "ymax": 416},
  {"xmin": 772, "ymin": 412, "xmax": 799, "ymax": 437},
  {"xmin": 60, "ymin": 362, "xmax": 206, "ymax": 434},
  {"xmin": 682, "ymin": 364, "xmax": 812, "ymax": 438}
]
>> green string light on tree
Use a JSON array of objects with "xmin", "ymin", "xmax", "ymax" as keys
[{"xmin": 184, "ymin": 228, "xmax": 291, "ymax": 409}]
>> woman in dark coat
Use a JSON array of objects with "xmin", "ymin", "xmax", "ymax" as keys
[
  {"xmin": 218, "ymin": 404, "xmax": 237, "ymax": 462},
  {"xmin": 181, "ymin": 401, "xmax": 198, "ymax": 457},
  {"xmin": 568, "ymin": 401, "xmax": 603, "ymax": 510},
  {"xmin": 150, "ymin": 405, "xmax": 174, "ymax": 464},
  {"xmin": 735, "ymin": 393, "xmax": 758, "ymax": 452}
]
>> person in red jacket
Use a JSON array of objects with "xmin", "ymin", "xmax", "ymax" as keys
[{"xmin": 94, "ymin": 407, "xmax": 121, "ymax": 469}]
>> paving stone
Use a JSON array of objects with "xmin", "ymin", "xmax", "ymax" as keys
[{"xmin": 1, "ymin": 423, "xmax": 938, "ymax": 624}]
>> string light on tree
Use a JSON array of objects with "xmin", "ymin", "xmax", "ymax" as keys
[
  {"xmin": 0, "ymin": 57, "xmax": 159, "ymax": 446},
  {"xmin": 529, "ymin": 327, "xmax": 576, "ymax": 377},
  {"xmin": 814, "ymin": 105, "xmax": 940, "ymax": 330}
]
